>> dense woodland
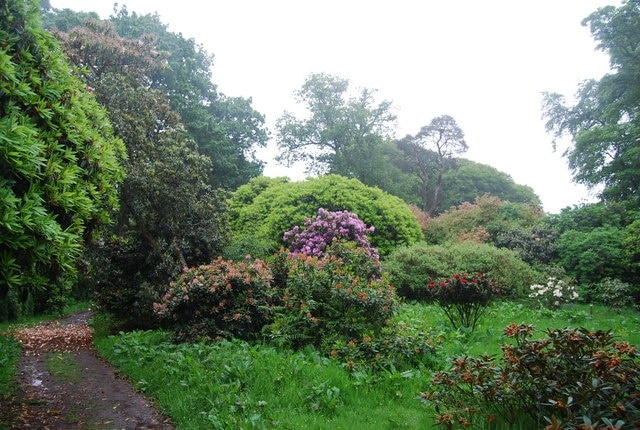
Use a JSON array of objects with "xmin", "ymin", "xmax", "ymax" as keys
[{"xmin": 1, "ymin": 0, "xmax": 639, "ymax": 330}]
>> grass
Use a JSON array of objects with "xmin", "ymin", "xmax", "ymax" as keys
[
  {"xmin": 94, "ymin": 331, "xmax": 431, "ymax": 429},
  {"xmin": 92, "ymin": 300, "xmax": 640, "ymax": 429},
  {"xmin": 46, "ymin": 352, "xmax": 82, "ymax": 383}
]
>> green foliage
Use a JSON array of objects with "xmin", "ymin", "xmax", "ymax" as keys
[
  {"xmin": 542, "ymin": 1, "xmax": 640, "ymax": 210},
  {"xmin": 398, "ymin": 115, "xmax": 468, "ymax": 216},
  {"xmin": 88, "ymin": 300, "xmax": 640, "ymax": 429},
  {"xmin": 95, "ymin": 330, "xmax": 432, "ymax": 429},
  {"xmin": 275, "ymin": 73, "xmax": 396, "ymax": 176},
  {"xmin": 439, "ymin": 159, "xmax": 541, "ymax": 211},
  {"xmin": 0, "ymin": 0, "xmax": 125, "ymax": 320},
  {"xmin": 622, "ymin": 219, "xmax": 640, "ymax": 284},
  {"xmin": 0, "ymin": 335, "xmax": 21, "ymax": 399},
  {"xmin": 268, "ymin": 246, "xmax": 396, "ymax": 350},
  {"xmin": 105, "ymin": 8, "xmax": 268, "ymax": 190},
  {"xmin": 558, "ymin": 226, "xmax": 626, "ymax": 285},
  {"xmin": 384, "ymin": 242, "xmax": 538, "ymax": 301},
  {"xmin": 548, "ymin": 201, "xmax": 632, "ymax": 233},
  {"xmin": 328, "ymin": 330, "xmax": 435, "ymax": 372},
  {"xmin": 494, "ymin": 225, "xmax": 559, "ymax": 267},
  {"xmin": 429, "ymin": 273, "xmax": 503, "ymax": 330},
  {"xmin": 87, "ymin": 234, "xmax": 167, "ymax": 330},
  {"xmin": 154, "ymin": 257, "xmax": 276, "ymax": 342},
  {"xmin": 229, "ymin": 175, "xmax": 423, "ymax": 257},
  {"xmin": 584, "ymin": 277, "xmax": 638, "ymax": 310},
  {"xmin": 424, "ymin": 194, "xmax": 544, "ymax": 245},
  {"xmin": 52, "ymin": 14, "xmax": 230, "ymax": 326},
  {"xmin": 423, "ymin": 324, "xmax": 640, "ymax": 429}
]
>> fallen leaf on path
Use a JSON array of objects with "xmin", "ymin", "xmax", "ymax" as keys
[{"xmin": 11, "ymin": 322, "xmax": 94, "ymax": 353}]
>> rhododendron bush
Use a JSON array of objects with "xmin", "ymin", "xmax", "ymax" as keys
[
  {"xmin": 422, "ymin": 324, "xmax": 640, "ymax": 429},
  {"xmin": 268, "ymin": 244, "xmax": 395, "ymax": 349},
  {"xmin": 429, "ymin": 273, "xmax": 503, "ymax": 330},
  {"xmin": 283, "ymin": 208, "xmax": 379, "ymax": 261},
  {"xmin": 154, "ymin": 257, "xmax": 276, "ymax": 342}
]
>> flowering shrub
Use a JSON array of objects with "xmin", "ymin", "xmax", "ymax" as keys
[
  {"xmin": 529, "ymin": 277, "xmax": 578, "ymax": 309},
  {"xmin": 153, "ymin": 257, "xmax": 276, "ymax": 342},
  {"xmin": 283, "ymin": 208, "xmax": 380, "ymax": 261},
  {"xmin": 421, "ymin": 324, "xmax": 640, "ymax": 429},
  {"xmin": 588, "ymin": 278, "xmax": 637, "ymax": 310},
  {"xmin": 429, "ymin": 273, "xmax": 503, "ymax": 330},
  {"xmin": 268, "ymin": 245, "xmax": 396, "ymax": 350}
]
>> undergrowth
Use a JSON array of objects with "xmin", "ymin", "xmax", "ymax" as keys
[{"xmin": 93, "ymin": 301, "xmax": 640, "ymax": 429}]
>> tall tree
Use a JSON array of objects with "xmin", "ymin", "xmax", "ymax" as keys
[
  {"xmin": 399, "ymin": 115, "xmax": 468, "ymax": 215},
  {"xmin": 275, "ymin": 73, "xmax": 396, "ymax": 177},
  {"xmin": 44, "ymin": 6, "xmax": 268, "ymax": 190},
  {"xmin": 542, "ymin": 0, "xmax": 640, "ymax": 210},
  {"xmin": 107, "ymin": 8, "xmax": 268, "ymax": 190},
  {"xmin": 0, "ymin": 0, "xmax": 125, "ymax": 320},
  {"xmin": 51, "ymin": 17, "xmax": 230, "ymax": 327}
]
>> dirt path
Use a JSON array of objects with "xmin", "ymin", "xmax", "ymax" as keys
[{"xmin": 3, "ymin": 311, "xmax": 174, "ymax": 429}]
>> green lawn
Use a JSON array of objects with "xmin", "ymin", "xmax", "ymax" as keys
[{"xmin": 92, "ymin": 301, "xmax": 640, "ymax": 429}]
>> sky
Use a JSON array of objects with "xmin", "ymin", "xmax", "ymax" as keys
[{"xmin": 50, "ymin": 0, "xmax": 621, "ymax": 213}]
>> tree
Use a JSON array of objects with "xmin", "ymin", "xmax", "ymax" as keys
[
  {"xmin": 275, "ymin": 73, "xmax": 396, "ymax": 177},
  {"xmin": 107, "ymin": 8, "xmax": 269, "ymax": 190},
  {"xmin": 398, "ymin": 115, "xmax": 468, "ymax": 215},
  {"xmin": 45, "ymin": 6, "xmax": 268, "ymax": 190},
  {"xmin": 52, "ymin": 17, "xmax": 229, "ymax": 326},
  {"xmin": 542, "ymin": 0, "xmax": 640, "ymax": 210},
  {"xmin": 0, "ymin": 0, "xmax": 125, "ymax": 320},
  {"xmin": 440, "ymin": 159, "xmax": 541, "ymax": 210}
]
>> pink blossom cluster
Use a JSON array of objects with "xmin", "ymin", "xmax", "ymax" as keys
[{"xmin": 283, "ymin": 208, "xmax": 379, "ymax": 260}]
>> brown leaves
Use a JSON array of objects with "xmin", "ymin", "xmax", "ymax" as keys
[{"xmin": 11, "ymin": 321, "xmax": 94, "ymax": 354}]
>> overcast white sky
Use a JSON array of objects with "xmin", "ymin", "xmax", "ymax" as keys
[{"xmin": 50, "ymin": 0, "xmax": 620, "ymax": 213}]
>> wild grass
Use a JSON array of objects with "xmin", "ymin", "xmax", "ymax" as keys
[{"xmin": 93, "ymin": 301, "xmax": 640, "ymax": 429}]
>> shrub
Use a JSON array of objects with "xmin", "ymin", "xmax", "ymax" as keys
[
  {"xmin": 90, "ymin": 234, "xmax": 169, "ymax": 330},
  {"xmin": 328, "ymin": 329, "xmax": 436, "ymax": 372},
  {"xmin": 154, "ymin": 257, "xmax": 276, "ymax": 342},
  {"xmin": 585, "ymin": 278, "xmax": 637, "ymax": 310},
  {"xmin": 494, "ymin": 226, "xmax": 559, "ymax": 266},
  {"xmin": 284, "ymin": 208, "xmax": 379, "ymax": 261},
  {"xmin": 429, "ymin": 273, "xmax": 502, "ymax": 330},
  {"xmin": 228, "ymin": 174, "xmax": 423, "ymax": 257},
  {"xmin": 422, "ymin": 324, "xmax": 640, "ymax": 429},
  {"xmin": 268, "ymin": 245, "xmax": 396, "ymax": 350},
  {"xmin": 384, "ymin": 242, "xmax": 538, "ymax": 301},
  {"xmin": 558, "ymin": 227, "xmax": 626, "ymax": 286},
  {"xmin": 423, "ymin": 194, "xmax": 544, "ymax": 245},
  {"xmin": 528, "ymin": 277, "xmax": 579, "ymax": 310}
]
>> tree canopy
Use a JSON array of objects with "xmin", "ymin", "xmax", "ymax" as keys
[
  {"xmin": 54, "ymin": 17, "xmax": 228, "ymax": 272},
  {"xmin": 542, "ymin": 0, "xmax": 640, "ymax": 210},
  {"xmin": 275, "ymin": 73, "xmax": 396, "ymax": 177},
  {"xmin": 45, "ymin": 6, "xmax": 269, "ymax": 190},
  {"xmin": 0, "ymin": 0, "xmax": 125, "ymax": 320},
  {"xmin": 398, "ymin": 115, "xmax": 468, "ymax": 215}
]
